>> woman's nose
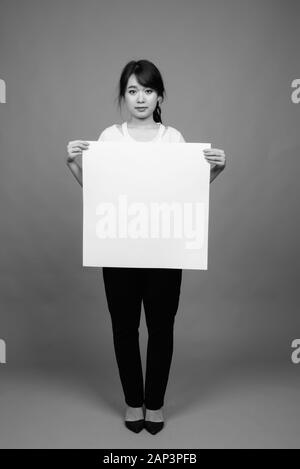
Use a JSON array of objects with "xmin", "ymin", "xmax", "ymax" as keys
[{"xmin": 137, "ymin": 92, "xmax": 145, "ymax": 103}]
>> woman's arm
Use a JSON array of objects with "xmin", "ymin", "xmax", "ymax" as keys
[
  {"xmin": 65, "ymin": 140, "xmax": 89, "ymax": 187},
  {"xmin": 210, "ymin": 165, "xmax": 224, "ymax": 183},
  {"xmin": 65, "ymin": 156, "xmax": 82, "ymax": 187},
  {"xmin": 204, "ymin": 148, "xmax": 226, "ymax": 183}
]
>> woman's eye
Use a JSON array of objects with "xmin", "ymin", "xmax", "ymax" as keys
[{"xmin": 128, "ymin": 89, "xmax": 153, "ymax": 94}]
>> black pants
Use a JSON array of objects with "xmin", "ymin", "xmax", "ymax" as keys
[{"xmin": 102, "ymin": 267, "xmax": 183, "ymax": 410}]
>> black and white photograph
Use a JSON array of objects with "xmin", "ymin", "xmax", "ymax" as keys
[{"xmin": 0, "ymin": 0, "xmax": 299, "ymax": 452}]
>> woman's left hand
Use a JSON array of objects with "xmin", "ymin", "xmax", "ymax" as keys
[{"xmin": 203, "ymin": 148, "xmax": 226, "ymax": 169}]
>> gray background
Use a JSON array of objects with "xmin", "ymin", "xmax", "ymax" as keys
[{"xmin": 0, "ymin": 0, "xmax": 299, "ymax": 448}]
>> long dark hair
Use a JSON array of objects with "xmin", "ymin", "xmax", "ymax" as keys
[{"xmin": 115, "ymin": 59, "xmax": 166, "ymax": 124}]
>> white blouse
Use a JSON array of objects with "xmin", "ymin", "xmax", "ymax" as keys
[{"xmin": 97, "ymin": 121, "xmax": 186, "ymax": 143}]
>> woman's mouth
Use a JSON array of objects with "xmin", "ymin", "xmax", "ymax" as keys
[{"xmin": 135, "ymin": 107, "xmax": 147, "ymax": 111}]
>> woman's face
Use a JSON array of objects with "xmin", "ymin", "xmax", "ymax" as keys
[{"xmin": 124, "ymin": 74, "xmax": 162, "ymax": 121}]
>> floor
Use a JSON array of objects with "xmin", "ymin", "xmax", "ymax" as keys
[{"xmin": 0, "ymin": 358, "xmax": 299, "ymax": 449}]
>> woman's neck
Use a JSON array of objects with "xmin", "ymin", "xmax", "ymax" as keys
[{"xmin": 127, "ymin": 117, "xmax": 159, "ymax": 129}]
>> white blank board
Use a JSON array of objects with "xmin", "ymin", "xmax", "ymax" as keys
[{"xmin": 82, "ymin": 141, "xmax": 211, "ymax": 270}]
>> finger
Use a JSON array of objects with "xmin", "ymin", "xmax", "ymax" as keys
[
  {"xmin": 68, "ymin": 141, "xmax": 89, "ymax": 148},
  {"xmin": 204, "ymin": 149, "xmax": 224, "ymax": 155},
  {"xmin": 71, "ymin": 147, "xmax": 83, "ymax": 152},
  {"xmin": 205, "ymin": 157, "xmax": 223, "ymax": 162},
  {"xmin": 73, "ymin": 140, "xmax": 89, "ymax": 145},
  {"xmin": 204, "ymin": 148, "xmax": 223, "ymax": 152},
  {"xmin": 72, "ymin": 144, "xmax": 86, "ymax": 150}
]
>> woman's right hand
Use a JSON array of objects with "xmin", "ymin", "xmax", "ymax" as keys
[{"xmin": 66, "ymin": 140, "xmax": 90, "ymax": 162}]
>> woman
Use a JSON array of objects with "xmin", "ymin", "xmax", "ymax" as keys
[{"xmin": 66, "ymin": 59, "xmax": 226, "ymax": 435}]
